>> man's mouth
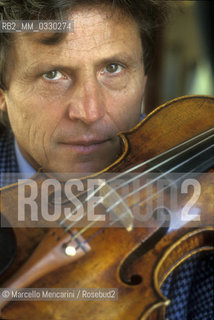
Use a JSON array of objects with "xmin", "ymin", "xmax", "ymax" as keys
[{"xmin": 60, "ymin": 138, "xmax": 112, "ymax": 154}]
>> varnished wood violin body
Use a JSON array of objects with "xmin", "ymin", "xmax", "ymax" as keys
[{"xmin": 0, "ymin": 95, "xmax": 213, "ymax": 319}]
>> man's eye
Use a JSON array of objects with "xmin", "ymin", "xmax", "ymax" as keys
[
  {"xmin": 42, "ymin": 70, "xmax": 64, "ymax": 80},
  {"xmin": 104, "ymin": 64, "xmax": 123, "ymax": 74}
]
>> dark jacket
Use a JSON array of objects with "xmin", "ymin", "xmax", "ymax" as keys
[{"xmin": 0, "ymin": 126, "xmax": 19, "ymax": 188}]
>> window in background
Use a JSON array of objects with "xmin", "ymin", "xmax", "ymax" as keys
[{"xmin": 144, "ymin": 1, "xmax": 214, "ymax": 114}]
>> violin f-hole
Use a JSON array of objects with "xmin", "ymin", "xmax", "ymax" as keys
[{"xmin": 119, "ymin": 208, "xmax": 170, "ymax": 286}]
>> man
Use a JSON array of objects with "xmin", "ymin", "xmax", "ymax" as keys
[
  {"xmin": 0, "ymin": 1, "xmax": 213, "ymax": 319},
  {"xmin": 0, "ymin": 0, "xmax": 157, "ymax": 176}
]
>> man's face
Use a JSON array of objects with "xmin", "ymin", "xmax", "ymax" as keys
[{"xmin": 0, "ymin": 7, "xmax": 146, "ymax": 174}]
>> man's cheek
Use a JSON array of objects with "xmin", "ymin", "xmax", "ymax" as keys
[{"xmin": 121, "ymin": 106, "xmax": 141, "ymax": 129}]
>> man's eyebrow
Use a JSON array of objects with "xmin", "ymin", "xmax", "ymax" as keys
[
  {"xmin": 27, "ymin": 52, "xmax": 142, "ymax": 74},
  {"xmin": 97, "ymin": 53, "xmax": 142, "ymax": 66},
  {"xmin": 34, "ymin": 33, "xmax": 65, "ymax": 45},
  {"xmin": 27, "ymin": 63, "xmax": 73, "ymax": 74}
]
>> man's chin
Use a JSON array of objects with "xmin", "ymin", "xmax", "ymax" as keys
[{"xmin": 43, "ymin": 161, "xmax": 109, "ymax": 179}]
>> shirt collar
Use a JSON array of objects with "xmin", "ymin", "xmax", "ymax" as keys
[{"xmin": 14, "ymin": 139, "xmax": 36, "ymax": 179}]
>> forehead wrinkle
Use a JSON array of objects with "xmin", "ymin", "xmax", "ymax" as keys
[
  {"xmin": 58, "ymin": 20, "xmax": 141, "ymax": 55},
  {"xmin": 10, "ymin": 7, "xmax": 143, "ymax": 77},
  {"xmin": 13, "ymin": 7, "xmax": 140, "ymax": 58},
  {"xmin": 20, "ymin": 31, "xmax": 134, "ymax": 59},
  {"xmin": 61, "ymin": 9, "xmax": 139, "ymax": 52}
]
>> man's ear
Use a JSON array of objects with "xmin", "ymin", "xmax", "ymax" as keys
[{"xmin": 0, "ymin": 88, "xmax": 7, "ymax": 112}]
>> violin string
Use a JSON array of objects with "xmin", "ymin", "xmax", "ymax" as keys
[
  {"xmin": 70, "ymin": 216, "xmax": 103, "ymax": 241},
  {"xmin": 67, "ymin": 143, "xmax": 214, "ymax": 242},
  {"xmin": 59, "ymin": 180, "xmax": 106, "ymax": 226},
  {"xmin": 71, "ymin": 154, "xmax": 214, "ymax": 251},
  {"xmin": 105, "ymin": 143, "xmax": 214, "ymax": 213},
  {"xmin": 59, "ymin": 127, "xmax": 213, "ymax": 226},
  {"xmin": 60, "ymin": 128, "xmax": 213, "ymax": 231},
  {"xmin": 100, "ymin": 133, "xmax": 214, "ymax": 213},
  {"xmin": 106, "ymin": 152, "xmax": 214, "ymax": 228},
  {"xmin": 116, "ymin": 154, "xmax": 214, "ymax": 218}
]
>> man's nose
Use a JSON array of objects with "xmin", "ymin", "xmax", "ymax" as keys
[{"xmin": 67, "ymin": 75, "xmax": 106, "ymax": 124}]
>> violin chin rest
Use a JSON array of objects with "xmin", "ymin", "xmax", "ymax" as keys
[{"xmin": 0, "ymin": 213, "xmax": 17, "ymax": 275}]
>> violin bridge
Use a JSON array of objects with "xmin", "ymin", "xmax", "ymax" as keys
[{"xmin": 98, "ymin": 180, "xmax": 134, "ymax": 232}]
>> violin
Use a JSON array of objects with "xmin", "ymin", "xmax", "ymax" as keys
[{"xmin": 0, "ymin": 95, "xmax": 213, "ymax": 320}]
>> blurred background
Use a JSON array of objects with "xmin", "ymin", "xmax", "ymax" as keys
[{"xmin": 144, "ymin": 0, "xmax": 214, "ymax": 114}]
